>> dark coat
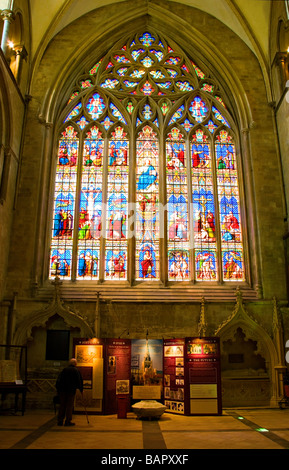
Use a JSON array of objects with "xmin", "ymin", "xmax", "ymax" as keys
[{"xmin": 56, "ymin": 364, "xmax": 83, "ymax": 394}]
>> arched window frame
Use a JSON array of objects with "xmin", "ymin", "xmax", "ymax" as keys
[{"xmin": 49, "ymin": 30, "xmax": 247, "ymax": 285}]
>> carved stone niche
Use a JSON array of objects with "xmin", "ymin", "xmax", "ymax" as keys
[
  {"xmin": 13, "ymin": 278, "xmax": 95, "ymax": 346},
  {"xmin": 215, "ymin": 289, "xmax": 280, "ymax": 407}
]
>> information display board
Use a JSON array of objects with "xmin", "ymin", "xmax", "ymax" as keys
[
  {"xmin": 73, "ymin": 338, "xmax": 104, "ymax": 413},
  {"xmin": 163, "ymin": 339, "xmax": 185, "ymax": 414},
  {"xmin": 104, "ymin": 339, "xmax": 131, "ymax": 414},
  {"xmin": 185, "ymin": 337, "xmax": 222, "ymax": 415}
]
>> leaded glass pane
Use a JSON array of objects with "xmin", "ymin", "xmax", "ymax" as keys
[
  {"xmin": 135, "ymin": 126, "xmax": 159, "ymax": 280},
  {"xmin": 49, "ymin": 30, "xmax": 247, "ymax": 285}
]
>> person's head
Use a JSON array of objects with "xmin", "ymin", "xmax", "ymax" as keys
[{"xmin": 69, "ymin": 358, "xmax": 77, "ymax": 367}]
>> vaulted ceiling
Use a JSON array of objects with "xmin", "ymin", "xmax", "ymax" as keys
[{"xmin": 29, "ymin": 0, "xmax": 272, "ymax": 63}]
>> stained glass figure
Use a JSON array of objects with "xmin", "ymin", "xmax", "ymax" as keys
[
  {"xmin": 50, "ymin": 30, "xmax": 246, "ymax": 285},
  {"xmin": 195, "ymin": 250, "xmax": 217, "ymax": 280},
  {"xmin": 191, "ymin": 129, "xmax": 218, "ymax": 281},
  {"xmin": 77, "ymin": 126, "xmax": 103, "ymax": 280},
  {"xmin": 166, "ymin": 128, "xmax": 190, "ymax": 281},
  {"xmin": 136, "ymin": 126, "xmax": 159, "ymax": 280},
  {"xmin": 105, "ymin": 126, "xmax": 129, "ymax": 280},
  {"xmin": 50, "ymin": 126, "xmax": 79, "ymax": 279},
  {"xmin": 189, "ymin": 97, "xmax": 208, "ymax": 122},
  {"xmin": 215, "ymin": 130, "xmax": 244, "ymax": 281},
  {"xmin": 86, "ymin": 93, "xmax": 105, "ymax": 120}
]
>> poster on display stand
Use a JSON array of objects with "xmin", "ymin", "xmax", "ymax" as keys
[
  {"xmin": 185, "ymin": 337, "xmax": 222, "ymax": 415},
  {"xmin": 73, "ymin": 338, "xmax": 105, "ymax": 413},
  {"xmin": 163, "ymin": 339, "xmax": 185, "ymax": 414},
  {"xmin": 104, "ymin": 339, "xmax": 131, "ymax": 414},
  {"xmin": 131, "ymin": 339, "xmax": 163, "ymax": 402}
]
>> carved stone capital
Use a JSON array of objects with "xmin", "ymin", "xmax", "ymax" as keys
[{"xmin": 1, "ymin": 9, "xmax": 15, "ymax": 23}]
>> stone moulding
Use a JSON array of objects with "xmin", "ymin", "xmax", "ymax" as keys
[
  {"xmin": 13, "ymin": 277, "xmax": 94, "ymax": 345},
  {"xmin": 215, "ymin": 288, "xmax": 286, "ymax": 406}
]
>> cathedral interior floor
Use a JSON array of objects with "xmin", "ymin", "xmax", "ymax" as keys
[{"xmin": 0, "ymin": 407, "xmax": 289, "ymax": 458}]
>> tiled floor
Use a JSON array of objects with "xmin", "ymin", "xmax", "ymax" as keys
[{"xmin": 0, "ymin": 407, "xmax": 289, "ymax": 453}]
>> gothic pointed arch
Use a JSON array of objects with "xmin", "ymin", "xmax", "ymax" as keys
[
  {"xmin": 215, "ymin": 289, "xmax": 282, "ymax": 405},
  {"xmin": 48, "ymin": 28, "xmax": 248, "ymax": 289},
  {"xmin": 13, "ymin": 279, "xmax": 94, "ymax": 345}
]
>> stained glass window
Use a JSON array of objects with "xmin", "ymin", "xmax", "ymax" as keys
[{"xmin": 49, "ymin": 30, "xmax": 246, "ymax": 284}]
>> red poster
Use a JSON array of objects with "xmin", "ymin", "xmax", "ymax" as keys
[
  {"xmin": 104, "ymin": 339, "xmax": 131, "ymax": 414},
  {"xmin": 185, "ymin": 337, "xmax": 222, "ymax": 415}
]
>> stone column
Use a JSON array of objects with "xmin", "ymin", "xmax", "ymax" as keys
[
  {"xmin": 0, "ymin": 9, "xmax": 15, "ymax": 57},
  {"xmin": 13, "ymin": 44, "xmax": 28, "ymax": 83}
]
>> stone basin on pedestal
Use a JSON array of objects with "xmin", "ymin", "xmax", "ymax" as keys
[{"xmin": 132, "ymin": 400, "xmax": 167, "ymax": 420}]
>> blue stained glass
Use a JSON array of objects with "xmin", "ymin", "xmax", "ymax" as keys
[
  {"xmin": 53, "ymin": 192, "xmax": 75, "ymax": 238},
  {"xmin": 86, "ymin": 93, "xmax": 106, "ymax": 120},
  {"xmin": 130, "ymin": 69, "xmax": 145, "ymax": 78},
  {"xmin": 176, "ymin": 81, "xmax": 194, "ymax": 92},
  {"xmin": 183, "ymin": 119, "xmax": 193, "ymax": 132},
  {"xmin": 223, "ymin": 250, "xmax": 243, "ymax": 280},
  {"xmin": 101, "ymin": 116, "xmax": 114, "ymax": 130},
  {"xmin": 101, "ymin": 78, "xmax": 119, "ymax": 89},
  {"xmin": 76, "ymin": 116, "xmax": 89, "ymax": 130},
  {"xmin": 139, "ymin": 32, "xmax": 155, "ymax": 46},
  {"xmin": 110, "ymin": 103, "xmax": 127, "ymax": 124},
  {"xmin": 132, "ymin": 49, "xmax": 145, "ymax": 60},
  {"xmin": 123, "ymin": 80, "xmax": 137, "ymax": 88},
  {"xmin": 78, "ymin": 250, "xmax": 99, "ymax": 277},
  {"xmin": 193, "ymin": 188, "xmax": 215, "ymax": 218},
  {"xmin": 205, "ymin": 120, "xmax": 217, "ymax": 133},
  {"xmin": 117, "ymin": 67, "xmax": 128, "ymax": 76},
  {"xmin": 189, "ymin": 97, "xmax": 208, "ymax": 122},
  {"xmin": 150, "ymin": 50, "xmax": 163, "ymax": 61},
  {"xmin": 169, "ymin": 105, "xmax": 184, "ymax": 125},
  {"xmin": 50, "ymin": 249, "xmax": 71, "ymax": 277},
  {"xmin": 212, "ymin": 106, "xmax": 230, "ymax": 127},
  {"xmin": 141, "ymin": 57, "xmax": 154, "ymax": 68},
  {"xmin": 150, "ymin": 70, "xmax": 165, "ymax": 79},
  {"xmin": 167, "ymin": 69, "xmax": 178, "ymax": 78},
  {"xmin": 157, "ymin": 81, "xmax": 171, "ymax": 89},
  {"xmin": 64, "ymin": 103, "xmax": 82, "ymax": 122}
]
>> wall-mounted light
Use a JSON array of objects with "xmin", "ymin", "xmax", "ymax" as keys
[{"xmin": 7, "ymin": 40, "xmax": 15, "ymax": 50}]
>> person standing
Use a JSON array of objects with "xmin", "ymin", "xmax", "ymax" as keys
[{"xmin": 56, "ymin": 358, "xmax": 83, "ymax": 426}]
